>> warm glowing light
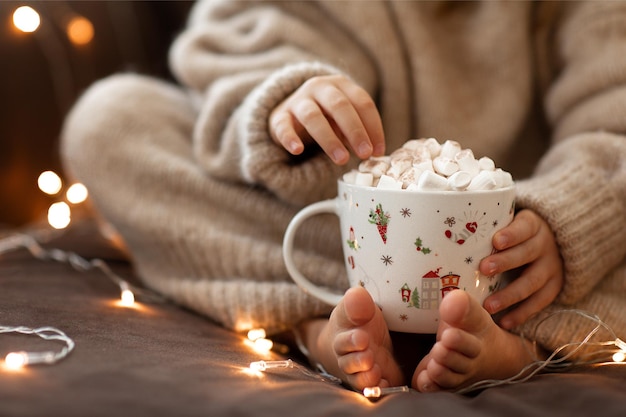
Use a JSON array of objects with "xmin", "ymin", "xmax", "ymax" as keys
[
  {"xmin": 13, "ymin": 6, "xmax": 40, "ymax": 33},
  {"xmin": 363, "ymin": 386, "xmax": 382, "ymax": 398},
  {"xmin": 48, "ymin": 202, "xmax": 71, "ymax": 229},
  {"xmin": 249, "ymin": 361, "xmax": 268, "ymax": 372},
  {"xmin": 66, "ymin": 16, "xmax": 94, "ymax": 45},
  {"xmin": 5, "ymin": 352, "xmax": 28, "ymax": 370},
  {"xmin": 363, "ymin": 385, "xmax": 409, "ymax": 399},
  {"xmin": 38, "ymin": 171, "xmax": 63, "ymax": 195},
  {"xmin": 247, "ymin": 328, "xmax": 266, "ymax": 342},
  {"xmin": 612, "ymin": 350, "xmax": 626, "ymax": 363},
  {"xmin": 66, "ymin": 183, "xmax": 88, "ymax": 204},
  {"xmin": 120, "ymin": 289, "xmax": 135, "ymax": 307},
  {"xmin": 253, "ymin": 338, "xmax": 274, "ymax": 353},
  {"xmin": 249, "ymin": 359, "xmax": 293, "ymax": 372}
]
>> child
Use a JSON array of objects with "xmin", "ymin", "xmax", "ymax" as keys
[{"xmin": 61, "ymin": 0, "xmax": 626, "ymax": 392}]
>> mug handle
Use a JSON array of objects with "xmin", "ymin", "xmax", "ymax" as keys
[{"xmin": 282, "ymin": 198, "xmax": 344, "ymax": 306}]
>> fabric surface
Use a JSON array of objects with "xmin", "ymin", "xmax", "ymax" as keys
[{"xmin": 1, "ymin": 224, "xmax": 625, "ymax": 416}]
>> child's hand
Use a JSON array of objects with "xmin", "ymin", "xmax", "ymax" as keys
[
  {"xmin": 480, "ymin": 209, "xmax": 564, "ymax": 330},
  {"xmin": 269, "ymin": 75, "xmax": 385, "ymax": 165}
]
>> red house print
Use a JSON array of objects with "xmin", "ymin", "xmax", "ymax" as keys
[{"xmin": 440, "ymin": 272, "xmax": 460, "ymax": 298}]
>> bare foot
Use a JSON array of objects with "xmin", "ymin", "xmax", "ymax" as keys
[
  {"xmin": 304, "ymin": 286, "xmax": 405, "ymax": 390},
  {"xmin": 412, "ymin": 290, "xmax": 538, "ymax": 392}
]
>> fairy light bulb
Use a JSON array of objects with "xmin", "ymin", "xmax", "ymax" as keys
[
  {"xmin": 5, "ymin": 352, "xmax": 28, "ymax": 370},
  {"xmin": 38, "ymin": 171, "xmax": 63, "ymax": 195},
  {"xmin": 363, "ymin": 385, "xmax": 409, "ymax": 399},
  {"xmin": 66, "ymin": 183, "xmax": 88, "ymax": 204},
  {"xmin": 119, "ymin": 282, "xmax": 135, "ymax": 307},
  {"xmin": 612, "ymin": 338, "xmax": 626, "ymax": 362},
  {"xmin": 247, "ymin": 328, "xmax": 266, "ymax": 342},
  {"xmin": 249, "ymin": 359, "xmax": 293, "ymax": 372},
  {"xmin": 13, "ymin": 6, "xmax": 40, "ymax": 33},
  {"xmin": 253, "ymin": 338, "xmax": 273, "ymax": 353},
  {"xmin": 612, "ymin": 350, "xmax": 626, "ymax": 363},
  {"xmin": 48, "ymin": 202, "xmax": 71, "ymax": 229}
]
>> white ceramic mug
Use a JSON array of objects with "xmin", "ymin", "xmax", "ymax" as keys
[{"xmin": 283, "ymin": 180, "xmax": 516, "ymax": 333}]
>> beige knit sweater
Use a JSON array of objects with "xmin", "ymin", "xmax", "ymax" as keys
[{"xmin": 61, "ymin": 1, "xmax": 626, "ymax": 357}]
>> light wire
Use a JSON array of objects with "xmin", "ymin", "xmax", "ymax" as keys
[
  {"xmin": 0, "ymin": 233, "xmax": 164, "ymax": 303},
  {"xmin": 0, "ymin": 325, "xmax": 75, "ymax": 366}
]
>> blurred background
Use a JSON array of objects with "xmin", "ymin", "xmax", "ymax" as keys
[{"xmin": 0, "ymin": 1, "xmax": 193, "ymax": 228}]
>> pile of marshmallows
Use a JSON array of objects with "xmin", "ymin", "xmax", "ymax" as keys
[{"xmin": 342, "ymin": 138, "xmax": 514, "ymax": 191}]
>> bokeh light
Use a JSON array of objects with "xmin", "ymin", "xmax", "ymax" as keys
[
  {"xmin": 66, "ymin": 183, "xmax": 88, "ymax": 204},
  {"xmin": 38, "ymin": 171, "xmax": 63, "ymax": 195},
  {"xmin": 48, "ymin": 202, "xmax": 71, "ymax": 229},
  {"xmin": 66, "ymin": 16, "xmax": 94, "ymax": 45},
  {"xmin": 13, "ymin": 6, "xmax": 41, "ymax": 33}
]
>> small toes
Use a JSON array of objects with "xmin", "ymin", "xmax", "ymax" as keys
[
  {"xmin": 439, "ymin": 328, "xmax": 481, "ymax": 359},
  {"xmin": 425, "ymin": 359, "xmax": 465, "ymax": 389},
  {"xmin": 337, "ymin": 349, "xmax": 375, "ymax": 375},
  {"xmin": 415, "ymin": 370, "xmax": 441, "ymax": 393},
  {"xmin": 339, "ymin": 354, "xmax": 382, "ymax": 390},
  {"xmin": 333, "ymin": 329, "xmax": 369, "ymax": 355},
  {"xmin": 429, "ymin": 342, "xmax": 473, "ymax": 374}
]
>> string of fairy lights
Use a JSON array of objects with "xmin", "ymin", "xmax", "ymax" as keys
[
  {"xmin": 3, "ymin": 3, "xmax": 626, "ymax": 402},
  {"xmin": 3, "ymin": 209, "xmax": 626, "ymax": 399}
]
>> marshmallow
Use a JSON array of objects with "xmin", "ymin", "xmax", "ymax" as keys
[
  {"xmin": 413, "ymin": 159, "xmax": 434, "ymax": 173},
  {"xmin": 417, "ymin": 170, "xmax": 450, "ymax": 191},
  {"xmin": 359, "ymin": 156, "xmax": 389, "ymax": 178},
  {"xmin": 376, "ymin": 174, "xmax": 403, "ymax": 190},
  {"xmin": 478, "ymin": 156, "xmax": 496, "ymax": 171},
  {"xmin": 439, "ymin": 140, "xmax": 462, "ymax": 159},
  {"xmin": 454, "ymin": 149, "xmax": 480, "ymax": 177},
  {"xmin": 423, "ymin": 138, "xmax": 442, "ymax": 158},
  {"xmin": 447, "ymin": 171, "xmax": 473, "ymax": 191},
  {"xmin": 433, "ymin": 156, "xmax": 459, "ymax": 177},
  {"xmin": 343, "ymin": 138, "xmax": 513, "ymax": 192},
  {"xmin": 387, "ymin": 164, "xmax": 404, "ymax": 179},
  {"xmin": 389, "ymin": 157, "xmax": 412, "ymax": 174},
  {"xmin": 342, "ymin": 170, "xmax": 357, "ymax": 184},
  {"xmin": 355, "ymin": 172, "xmax": 374, "ymax": 187},
  {"xmin": 467, "ymin": 170, "xmax": 498, "ymax": 191},
  {"xmin": 401, "ymin": 139, "xmax": 426, "ymax": 151},
  {"xmin": 399, "ymin": 166, "xmax": 423, "ymax": 188},
  {"xmin": 495, "ymin": 168, "xmax": 514, "ymax": 187}
]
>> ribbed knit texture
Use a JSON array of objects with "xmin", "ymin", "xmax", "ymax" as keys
[{"xmin": 62, "ymin": 1, "xmax": 626, "ymax": 357}]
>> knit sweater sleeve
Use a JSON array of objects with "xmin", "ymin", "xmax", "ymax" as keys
[
  {"xmin": 167, "ymin": 0, "xmax": 377, "ymax": 206},
  {"xmin": 515, "ymin": 2, "xmax": 626, "ymax": 305}
]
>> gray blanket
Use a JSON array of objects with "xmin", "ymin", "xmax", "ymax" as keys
[{"xmin": 1, "ymin": 222, "xmax": 625, "ymax": 416}]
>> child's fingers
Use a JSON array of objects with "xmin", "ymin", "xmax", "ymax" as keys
[
  {"xmin": 269, "ymin": 75, "xmax": 384, "ymax": 164},
  {"xmin": 269, "ymin": 109, "xmax": 305, "ymax": 155},
  {"xmin": 312, "ymin": 84, "xmax": 376, "ymax": 159},
  {"xmin": 492, "ymin": 209, "xmax": 541, "ymax": 251},
  {"xmin": 480, "ymin": 236, "xmax": 538, "ymax": 277},
  {"xmin": 493, "ymin": 264, "xmax": 563, "ymax": 329},
  {"xmin": 484, "ymin": 255, "xmax": 561, "ymax": 319},
  {"xmin": 334, "ymin": 81, "xmax": 385, "ymax": 157},
  {"xmin": 289, "ymin": 97, "xmax": 351, "ymax": 164}
]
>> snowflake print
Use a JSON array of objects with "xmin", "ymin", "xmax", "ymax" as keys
[
  {"xmin": 399, "ymin": 314, "xmax": 409, "ymax": 322},
  {"xmin": 464, "ymin": 256, "xmax": 473, "ymax": 264},
  {"xmin": 400, "ymin": 208, "xmax": 411, "ymax": 218},
  {"xmin": 381, "ymin": 255, "xmax": 393, "ymax": 266},
  {"xmin": 444, "ymin": 217, "xmax": 456, "ymax": 227}
]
